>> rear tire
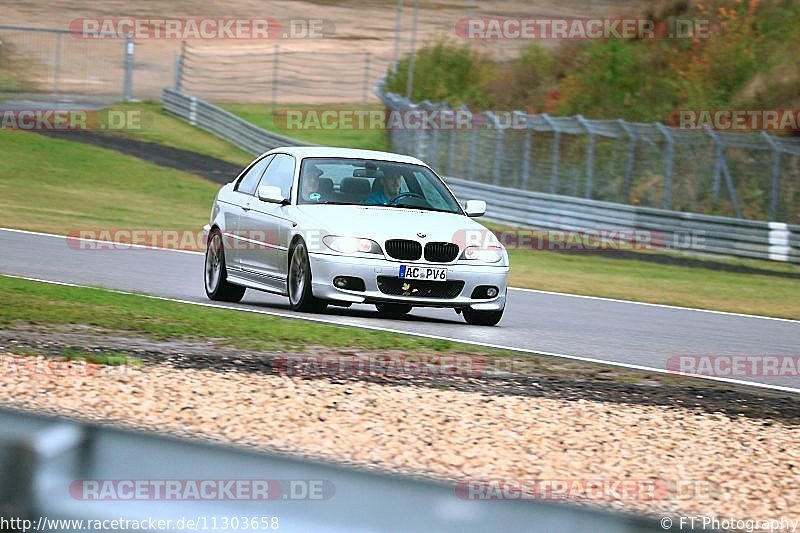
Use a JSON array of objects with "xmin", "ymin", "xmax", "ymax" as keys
[
  {"xmin": 375, "ymin": 303, "xmax": 413, "ymax": 316},
  {"xmin": 288, "ymin": 240, "xmax": 328, "ymax": 313},
  {"xmin": 205, "ymin": 229, "xmax": 246, "ymax": 303},
  {"xmin": 462, "ymin": 307, "xmax": 504, "ymax": 326}
]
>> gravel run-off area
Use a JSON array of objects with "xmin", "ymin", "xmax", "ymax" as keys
[{"xmin": 1, "ymin": 326, "xmax": 798, "ymax": 525}]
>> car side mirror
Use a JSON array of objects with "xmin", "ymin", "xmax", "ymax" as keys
[
  {"xmin": 464, "ymin": 200, "xmax": 487, "ymax": 217},
  {"xmin": 257, "ymin": 185, "xmax": 288, "ymax": 204}
]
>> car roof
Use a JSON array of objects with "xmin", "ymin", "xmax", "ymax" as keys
[{"xmin": 259, "ymin": 146, "xmax": 429, "ymax": 167}]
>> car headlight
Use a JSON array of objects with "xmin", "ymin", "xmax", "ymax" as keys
[
  {"xmin": 323, "ymin": 236, "xmax": 382, "ymax": 255},
  {"xmin": 461, "ymin": 246, "xmax": 503, "ymax": 263}
]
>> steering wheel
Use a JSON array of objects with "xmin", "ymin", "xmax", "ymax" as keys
[{"xmin": 389, "ymin": 192, "xmax": 425, "ymax": 204}]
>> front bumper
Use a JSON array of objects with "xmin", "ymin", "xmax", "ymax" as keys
[{"xmin": 308, "ymin": 252, "xmax": 508, "ymax": 310}]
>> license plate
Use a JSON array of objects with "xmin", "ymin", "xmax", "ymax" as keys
[{"xmin": 398, "ymin": 265, "xmax": 447, "ymax": 281}]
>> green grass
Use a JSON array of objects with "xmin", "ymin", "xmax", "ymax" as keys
[
  {"xmin": 0, "ymin": 275, "xmax": 456, "ymax": 353},
  {"xmin": 104, "ymin": 101, "xmax": 252, "ymax": 165},
  {"xmin": 60, "ymin": 348, "xmax": 140, "ymax": 366},
  {"xmin": 220, "ymin": 103, "xmax": 390, "ymax": 152},
  {"xmin": 506, "ymin": 248, "xmax": 800, "ymax": 320},
  {"xmin": 0, "ymin": 129, "xmax": 217, "ymax": 235}
]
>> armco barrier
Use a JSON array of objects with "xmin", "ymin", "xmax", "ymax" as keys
[
  {"xmin": 162, "ymin": 89, "xmax": 800, "ymax": 263},
  {"xmin": 0, "ymin": 408, "xmax": 672, "ymax": 532},
  {"xmin": 163, "ymin": 88, "xmax": 308, "ymax": 154},
  {"xmin": 446, "ymin": 178, "xmax": 800, "ymax": 263}
]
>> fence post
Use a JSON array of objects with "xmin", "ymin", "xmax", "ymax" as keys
[
  {"xmin": 720, "ymin": 157, "xmax": 742, "ymax": 219},
  {"xmin": 656, "ymin": 123, "xmax": 674, "ymax": 210},
  {"xmin": 618, "ymin": 119, "xmax": 637, "ymax": 202},
  {"xmin": 405, "ymin": 0, "xmax": 420, "ymax": 99},
  {"xmin": 362, "ymin": 53, "xmax": 371, "ymax": 108},
  {"xmin": 122, "ymin": 34, "xmax": 134, "ymax": 102},
  {"xmin": 486, "ymin": 111, "xmax": 504, "ymax": 185},
  {"xmin": 761, "ymin": 132, "xmax": 782, "ymax": 221},
  {"xmin": 707, "ymin": 129, "xmax": 742, "ymax": 218},
  {"xmin": 423, "ymin": 101, "xmax": 440, "ymax": 169},
  {"xmin": 467, "ymin": 111, "xmax": 479, "ymax": 180},
  {"xmin": 53, "ymin": 32, "xmax": 63, "ymax": 98},
  {"xmin": 393, "ymin": 0, "xmax": 403, "ymax": 70},
  {"xmin": 446, "ymin": 119, "xmax": 456, "ymax": 176},
  {"xmin": 446, "ymin": 106, "xmax": 465, "ymax": 177},
  {"xmin": 271, "ymin": 45, "xmax": 279, "ymax": 115},
  {"xmin": 708, "ymin": 128, "xmax": 722, "ymax": 205},
  {"xmin": 516, "ymin": 111, "xmax": 532, "ymax": 190},
  {"xmin": 541, "ymin": 114, "xmax": 560, "ymax": 194},
  {"xmin": 412, "ymin": 102, "xmax": 426, "ymax": 160},
  {"xmin": 173, "ymin": 41, "xmax": 186, "ymax": 92},
  {"xmin": 399, "ymin": 97, "xmax": 413, "ymax": 154},
  {"xmin": 577, "ymin": 115, "xmax": 596, "ymax": 199}
]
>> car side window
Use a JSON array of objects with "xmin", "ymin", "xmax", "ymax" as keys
[
  {"xmin": 258, "ymin": 154, "xmax": 295, "ymax": 199},
  {"xmin": 236, "ymin": 155, "xmax": 275, "ymax": 195}
]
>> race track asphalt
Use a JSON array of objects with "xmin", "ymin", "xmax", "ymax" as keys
[{"xmin": 2, "ymin": 228, "xmax": 798, "ymax": 391}]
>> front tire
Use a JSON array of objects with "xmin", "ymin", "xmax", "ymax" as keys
[
  {"xmin": 205, "ymin": 229, "xmax": 246, "ymax": 303},
  {"xmin": 288, "ymin": 240, "xmax": 327, "ymax": 313},
  {"xmin": 462, "ymin": 307, "xmax": 504, "ymax": 326}
]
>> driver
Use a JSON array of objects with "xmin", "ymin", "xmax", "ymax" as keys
[
  {"xmin": 365, "ymin": 167, "xmax": 403, "ymax": 205},
  {"xmin": 300, "ymin": 164, "xmax": 325, "ymax": 202}
]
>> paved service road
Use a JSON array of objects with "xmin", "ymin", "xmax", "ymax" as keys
[{"xmin": 1, "ymin": 228, "xmax": 798, "ymax": 390}]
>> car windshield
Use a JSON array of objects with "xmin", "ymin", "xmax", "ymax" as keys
[{"xmin": 297, "ymin": 157, "xmax": 463, "ymax": 214}]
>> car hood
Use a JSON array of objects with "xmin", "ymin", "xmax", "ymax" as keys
[{"xmin": 293, "ymin": 204, "xmax": 497, "ymax": 246}]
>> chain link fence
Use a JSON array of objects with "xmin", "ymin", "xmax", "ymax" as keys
[
  {"xmin": 378, "ymin": 88, "xmax": 800, "ymax": 224},
  {"xmin": 174, "ymin": 43, "xmax": 392, "ymax": 106},
  {"xmin": 0, "ymin": 26, "xmax": 389, "ymax": 105},
  {"xmin": 0, "ymin": 25, "xmax": 131, "ymax": 102},
  {"xmin": 0, "ymin": 25, "xmax": 176, "ymax": 103}
]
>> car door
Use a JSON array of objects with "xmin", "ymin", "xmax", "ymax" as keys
[
  {"xmin": 225, "ymin": 154, "xmax": 275, "ymax": 269},
  {"xmin": 238, "ymin": 153, "xmax": 297, "ymax": 284}
]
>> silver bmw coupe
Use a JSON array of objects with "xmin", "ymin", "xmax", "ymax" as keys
[{"xmin": 204, "ymin": 147, "xmax": 508, "ymax": 325}]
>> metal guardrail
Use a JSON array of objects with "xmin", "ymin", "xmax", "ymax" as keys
[
  {"xmin": 163, "ymin": 88, "xmax": 309, "ymax": 154},
  {"xmin": 447, "ymin": 177, "xmax": 800, "ymax": 263},
  {"xmin": 162, "ymin": 89, "xmax": 800, "ymax": 263},
  {"xmin": 0, "ymin": 408, "xmax": 673, "ymax": 532}
]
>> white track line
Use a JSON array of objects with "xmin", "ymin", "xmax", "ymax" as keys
[
  {"xmin": 0, "ymin": 227, "xmax": 203, "ymax": 255},
  {"xmin": 509, "ymin": 286, "xmax": 800, "ymax": 324},
  {"xmin": 3, "ymin": 273, "xmax": 799, "ymax": 395},
  {"xmin": 2, "ymin": 226, "xmax": 799, "ymax": 324}
]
